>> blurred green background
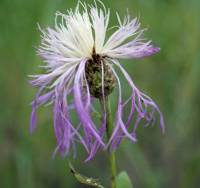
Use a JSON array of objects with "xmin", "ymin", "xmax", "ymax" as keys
[{"xmin": 0, "ymin": 0, "xmax": 200, "ymax": 187}]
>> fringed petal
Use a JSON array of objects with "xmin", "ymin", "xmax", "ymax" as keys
[
  {"xmin": 90, "ymin": 3, "xmax": 110, "ymax": 53},
  {"xmin": 85, "ymin": 113, "xmax": 107, "ymax": 162},
  {"xmin": 111, "ymin": 60, "xmax": 165, "ymax": 137},
  {"xmin": 30, "ymin": 87, "xmax": 54, "ymax": 133},
  {"xmin": 73, "ymin": 59, "xmax": 105, "ymax": 156},
  {"xmin": 102, "ymin": 12, "xmax": 160, "ymax": 59},
  {"xmin": 103, "ymin": 59, "xmax": 165, "ymax": 150},
  {"xmin": 107, "ymin": 64, "xmax": 137, "ymax": 149}
]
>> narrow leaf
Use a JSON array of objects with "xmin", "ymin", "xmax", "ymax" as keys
[{"xmin": 69, "ymin": 162, "xmax": 105, "ymax": 188}]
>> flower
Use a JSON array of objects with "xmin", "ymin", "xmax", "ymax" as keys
[{"xmin": 30, "ymin": 0, "xmax": 165, "ymax": 161}]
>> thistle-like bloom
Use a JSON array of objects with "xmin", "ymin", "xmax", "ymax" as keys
[{"xmin": 30, "ymin": 1, "xmax": 164, "ymax": 160}]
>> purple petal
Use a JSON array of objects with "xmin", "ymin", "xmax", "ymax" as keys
[
  {"xmin": 73, "ymin": 59, "xmax": 105, "ymax": 150},
  {"xmin": 106, "ymin": 64, "xmax": 137, "ymax": 149},
  {"xmin": 30, "ymin": 86, "xmax": 54, "ymax": 134},
  {"xmin": 111, "ymin": 59, "xmax": 165, "ymax": 133},
  {"xmin": 85, "ymin": 113, "xmax": 107, "ymax": 162},
  {"xmin": 30, "ymin": 103, "xmax": 37, "ymax": 134}
]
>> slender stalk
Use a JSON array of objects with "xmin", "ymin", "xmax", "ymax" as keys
[{"xmin": 100, "ymin": 97, "xmax": 117, "ymax": 188}]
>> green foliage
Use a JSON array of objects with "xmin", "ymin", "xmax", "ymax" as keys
[{"xmin": 116, "ymin": 171, "xmax": 133, "ymax": 188}]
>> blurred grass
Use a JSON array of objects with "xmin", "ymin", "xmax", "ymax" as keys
[{"xmin": 0, "ymin": 0, "xmax": 200, "ymax": 187}]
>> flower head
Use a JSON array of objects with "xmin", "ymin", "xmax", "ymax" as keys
[{"xmin": 30, "ymin": 1, "xmax": 164, "ymax": 160}]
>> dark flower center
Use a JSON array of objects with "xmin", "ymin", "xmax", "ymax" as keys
[{"xmin": 85, "ymin": 49, "xmax": 116, "ymax": 99}]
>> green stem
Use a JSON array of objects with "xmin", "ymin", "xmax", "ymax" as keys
[{"xmin": 100, "ymin": 97, "xmax": 117, "ymax": 188}]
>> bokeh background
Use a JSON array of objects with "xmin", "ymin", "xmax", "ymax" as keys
[{"xmin": 1, "ymin": 0, "xmax": 200, "ymax": 187}]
